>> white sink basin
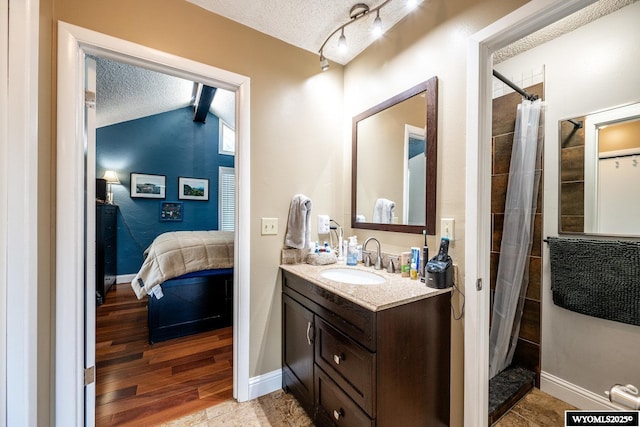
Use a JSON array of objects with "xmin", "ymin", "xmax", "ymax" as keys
[{"xmin": 320, "ymin": 268, "xmax": 386, "ymax": 285}]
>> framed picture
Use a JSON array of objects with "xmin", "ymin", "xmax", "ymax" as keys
[
  {"xmin": 130, "ymin": 173, "xmax": 166, "ymax": 199},
  {"xmin": 178, "ymin": 177, "xmax": 209, "ymax": 201},
  {"xmin": 160, "ymin": 202, "xmax": 183, "ymax": 221}
]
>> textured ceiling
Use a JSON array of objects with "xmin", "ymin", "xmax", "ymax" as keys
[
  {"xmin": 95, "ymin": 57, "xmax": 235, "ymax": 129},
  {"xmin": 95, "ymin": 0, "xmax": 635, "ymax": 128},
  {"xmin": 494, "ymin": 0, "xmax": 637, "ymax": 63},
  {"xmin": 186, "ymin": 0, "xmax": 422, "ymax": 65}
]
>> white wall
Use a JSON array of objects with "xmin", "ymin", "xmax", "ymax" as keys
[{"xmin": 496, "ymin": 1, "xmax": 640, "ymax": 404}]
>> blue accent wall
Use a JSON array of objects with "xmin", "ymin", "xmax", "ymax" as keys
[
  {"xmin": 97, "ymin": 107, "xmax": 234, "ymax": 275},
  {"xmin": 409, "ymin": 137, "xmax": 426, "ymax": 159}
]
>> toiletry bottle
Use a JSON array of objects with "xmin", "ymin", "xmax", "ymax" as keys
[
  {"xmin": 341, "ymin": 239, "xmax": 348, "ymax": 263},
  {"xmin": 400, "ymin": 251, "xmax": 411, "ymax": 277},
  {"xmin": 347, "ymin": 237, "xmax": 358, "ymax": 266},
  {"xmin": 410, "ymin": 259, "xmax": 418, "ymax": 280},
  {"xmin": 411, "ymin": 247, "xmax": 420, "ymax": 275}
]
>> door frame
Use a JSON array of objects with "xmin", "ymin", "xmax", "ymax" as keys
[
  {"xmin": 463, "ymin": 0, "xmax": 598, "ymax": 425},
  {"xmin": 0, "ymin": 0, "xmax": 8, "ymax": 421},
  {"xmin": 3, "ymin": 0, "xmax": 40, "ymax": 425},
  {"xmin": 56, "ymin": 21, "xmax": 252, "ymax": 425}
]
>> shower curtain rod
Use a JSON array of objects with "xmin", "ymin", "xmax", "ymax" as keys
[{"xmin": 492, "ymin": 69, "xmax": 539, "ymax": 101}]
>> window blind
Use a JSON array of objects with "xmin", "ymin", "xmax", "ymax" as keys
[{"xmin": 219, "ymin": 167, "xmax": 235, "ymax": 231}]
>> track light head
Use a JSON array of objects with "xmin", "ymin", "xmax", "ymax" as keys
[
  {"xmin": 338, "ymin": 28, "xmax": 347, "ymax": 51},
  {"xmin": 320, "ymin": 54, "xmax": 330, "ymax": 71},
  {"xmin": 372, "ymin": 10, "xmax": 383, "ymax": 38}
]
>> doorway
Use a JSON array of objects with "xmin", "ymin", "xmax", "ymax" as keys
[
  {"xmin": 463, "ymin": 1, "xmax": 599, "ymax": 425},
  {"xmin": 56, "ymin": 22, "xmax": 251, "ymax": 425},
  {"xmin": 91, "ymin": 55, "xmax": 237, "ymax": 424}
]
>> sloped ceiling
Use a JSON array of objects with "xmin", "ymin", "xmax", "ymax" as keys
[
  {"xmin": 494, "ymin": 0, "xmax": 637, "ymax": 63},
  {"xmin": 95, "ymin": 57, "xmax": 235, "ymax": 129}
]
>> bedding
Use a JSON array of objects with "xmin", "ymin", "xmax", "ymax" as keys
[{"xmin": 131, "ymin": 230, "xmax": 234, "ymax": 299}]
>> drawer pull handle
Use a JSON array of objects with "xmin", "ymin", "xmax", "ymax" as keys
[
  {"xmin": 333, "ymin": 409, "xmax": 344, "ymax": 420},
  {"xmin": 306, "ymin": 321, "xmax": 313, "ymax": 345},
  {"xmin": 333, "ymin": 354, "xmax": 343, "ymax": 365}
]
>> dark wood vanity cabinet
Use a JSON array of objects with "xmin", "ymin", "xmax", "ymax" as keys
[
  {"xmin": 282, "ymin": 293, "xmax": 316, "ymax": 415},
  {"xmin": 96, "ymin": 203, "xmax": 117, "ymax": 305},
  {"xmin": 282, "ymin": 270, "xmax": 451, "ymax": 427}
]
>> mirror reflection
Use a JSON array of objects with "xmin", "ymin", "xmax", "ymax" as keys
[
  {"xmin": 559, "ymin": 101, "xmax": 640, "ymax": 236},
  {"xmin": 352, "ymin": 77, "xmax": 438, "ymax": 234}
]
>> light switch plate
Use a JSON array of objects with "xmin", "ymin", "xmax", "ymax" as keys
[
  {"xmin": 261, "ymin": 217, "xmax": 278, "ymax": 235},
  {"xmin": 441, "ymin": 218, "xmax": 455, "ymax": 242}
]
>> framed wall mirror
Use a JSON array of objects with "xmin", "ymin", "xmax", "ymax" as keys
[
  {"xmin": 559, "ymin": 101, "xmax": 640, "ymax": 236},
  {"xmin": 351, "ymin": 76, "xmax": 438, "ymax": 234}
]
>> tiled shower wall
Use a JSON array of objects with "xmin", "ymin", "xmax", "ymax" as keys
[
  {"xmin": 559, "ymin": 118, "xmax": 586, "ymax": 232},
  {"xmin": 490, "ymin": 83, "xmax": 544, "ymax": 385}
]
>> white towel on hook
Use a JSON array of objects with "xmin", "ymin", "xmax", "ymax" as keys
[
  {"xmin": 285, "ymin": 194, "xmax": 312, "ymax": 249},
  {"xmin": 373, "ymin": 198, "xmax": 395, "ymax": 224}
]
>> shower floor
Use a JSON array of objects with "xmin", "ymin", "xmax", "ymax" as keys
[{"xmin": 489, "ymin": 366, "xmax": 536, "ymax": 424}]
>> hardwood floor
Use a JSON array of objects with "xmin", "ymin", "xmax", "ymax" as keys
[{"xmin": 96, "ymin": 283, "xmax": 233, "ymax": 426}]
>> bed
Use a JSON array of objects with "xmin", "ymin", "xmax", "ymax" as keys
[{"xmin": 131, "ymin": 230, "xmax": 234, "ymax": 344}]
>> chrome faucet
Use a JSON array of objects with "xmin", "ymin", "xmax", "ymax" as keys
[{"xmin": 363, "ymin": 237, "xmax": 382, "ymax": 270}]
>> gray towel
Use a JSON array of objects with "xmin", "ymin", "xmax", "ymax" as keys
[
  {"xmin": 548, "ymin": 237, "xmax": 640, "ymax": 327},
  {"xmin": 285, "ymin": 194, "xmax": 312, "ymax": 250}
]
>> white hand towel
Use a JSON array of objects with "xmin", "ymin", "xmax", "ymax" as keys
[
  {"xmin": 285, "ymin": 194, "xmax": 312, "ymax": 249},
  {"xmin": 373, "ymin": 198, "xmax": 395, "ymax": 224}
]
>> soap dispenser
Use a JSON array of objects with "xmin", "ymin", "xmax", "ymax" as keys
[{"xmin": 346, "ymin": 236, "xmax": 358, "ymax": 266}]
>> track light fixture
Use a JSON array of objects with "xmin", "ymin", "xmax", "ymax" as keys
[{"xmin": 318, "ymin": 0, "xmax": 422, "ymax": 70}]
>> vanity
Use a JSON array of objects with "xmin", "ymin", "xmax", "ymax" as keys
[{"xmin": 281, "ymin": 263, "xmax": 451, "ymax": 426}]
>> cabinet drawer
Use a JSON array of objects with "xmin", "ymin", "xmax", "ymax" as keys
[
  {"xmin": 283, "ymin": 271, "xmax": 376, "ymax": 351},
  {"xmin": 315, "ymin": 318, "xmax": 375, "ymax": 416},
  {"xmin": 316, "ymin": 368, "xmax": 374, "ymax": 427}
]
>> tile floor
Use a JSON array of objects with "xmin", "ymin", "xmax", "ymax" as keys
[
  {"xmin": 163, "ymin": 387, "xmax": 574, "ymax": 426},
  {"xmin": 159, "ymin": 390, "xmax": 312, "ymax": 427},
  {"xmin": 493, "ymin": 388, "xmax": 576, "ymax": 426}
]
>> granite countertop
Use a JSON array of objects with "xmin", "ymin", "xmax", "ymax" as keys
[{"xmin": 280, "ymin": 262, "xmax": 452, "ymax": 312}]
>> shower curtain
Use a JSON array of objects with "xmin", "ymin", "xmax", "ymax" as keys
[{"xmin": 489, "ymin": 98, "xmax": 542, "ymax": 379}]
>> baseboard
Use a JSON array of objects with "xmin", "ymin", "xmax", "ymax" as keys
[
  {"xmin": 541, "ymin": 371, "xmax": 615, "ymax": 410},
  {"xmin": 117, "ymin": 274, "xmax": 136, "ymax": 284},
  {"xmin": 248, "ymin": 369, "xmax": 282, "ymax": 400}
]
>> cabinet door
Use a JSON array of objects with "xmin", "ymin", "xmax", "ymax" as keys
[{"xmin": 282, "ymin": 293, "xmax": 315, "ymax": 415}]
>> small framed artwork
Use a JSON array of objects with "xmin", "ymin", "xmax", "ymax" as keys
[
  {"xmin": 130, "ymin": 173, "xmax": 166, "ymax": 199},
  {"xmin": 160, "ymin": 202, "xmax": 183, "ymax": 221},
  {"xmin": 178, "ymin": 177, "xmax": 209, "ymax": 201}
]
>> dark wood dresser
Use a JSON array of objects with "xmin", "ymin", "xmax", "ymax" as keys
[{"xmin": 96, "ymin": 203, "xmax": 117, "ymax": 305}]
